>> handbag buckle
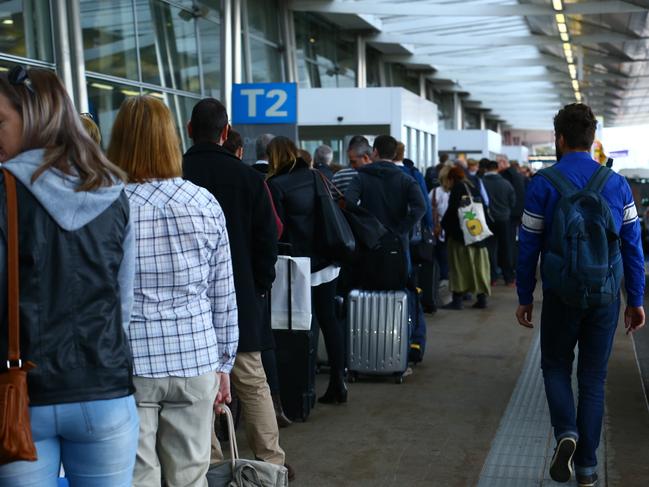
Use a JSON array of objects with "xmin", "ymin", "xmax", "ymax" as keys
[{"xmin": 6, "ymin": 359, "xmax": 22, "ymax": 369}]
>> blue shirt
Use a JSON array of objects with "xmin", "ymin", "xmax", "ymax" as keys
[{"xmin": 517, "ymin": 151, "xmax": 645, "ymax": 307}]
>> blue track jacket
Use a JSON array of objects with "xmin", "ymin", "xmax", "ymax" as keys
[{"xmin": 517, "ymin": 151, "xmax": 645, "ymax": 307}]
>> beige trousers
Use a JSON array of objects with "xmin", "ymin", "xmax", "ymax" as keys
[
  {"xmin": 133, "ymin": 372, "xmax": 219, "ymax": 487},
  {"xmin": 211, "ymin": 351, "xmax": 285, "ymax": 465}
]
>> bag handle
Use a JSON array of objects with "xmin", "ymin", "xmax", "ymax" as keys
[
  {"xmin": 585, "ymin": 165, "xmax": 613, "ymax": 194},
  {"xmin": 461, "ymin": 182, "xmax": 475, "ymax": 205},
  {"xmin": 539, "ymin": 166, "xmax": 576, "ymax": 197},
  {"xmin": 218, "ymin": 404, "xmax": 240, "ymax": 469},
  {"xmin": 3, "ymin": 169, "xmax": 21, "ymax": 368}
]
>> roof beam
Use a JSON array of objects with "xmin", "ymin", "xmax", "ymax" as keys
[
  {"xmin": 371, "ymin": 32, "xmax": 642, "ymax": 47},
  {"xmin": 289, "ymin": 1, "xmax": 646, "ymax": 17}
]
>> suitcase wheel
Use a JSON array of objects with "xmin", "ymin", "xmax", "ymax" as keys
[{"xmin": 394, "ymin": 373, "xmax": 404, "ymax": 384}]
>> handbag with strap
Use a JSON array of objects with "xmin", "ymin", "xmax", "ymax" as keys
[
  {"xmin": 313, "ymin": 171, "xmax": 355, "ymax": 263},
  {"xmin": 207, "ymin": 405, "xmax": 288, "ymax": 487},
  {"xmin": 0, "ymin": 169, "xmax": 37, "ymax": 465},
  {"xmin": 457, "ymin": 182, "xmax": 493, "ymax": 246}
]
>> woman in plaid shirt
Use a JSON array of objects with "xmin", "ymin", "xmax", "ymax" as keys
[{"xmin": 108, "ymin": 96, "xmax": 238, "ymax": 487}]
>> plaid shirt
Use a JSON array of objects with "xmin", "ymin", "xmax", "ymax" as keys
[{"xmin": 125, "ymin": 179, "xmax": 238, "ymax": 377}]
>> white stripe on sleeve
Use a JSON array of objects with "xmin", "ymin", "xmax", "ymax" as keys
[
  {"xmin": 623, "ymin": 203, "xmax": 639, "ymax": 224},
  {"xmin": 522, "ymin": 210, "xmax": 544, "ymax": 233}
]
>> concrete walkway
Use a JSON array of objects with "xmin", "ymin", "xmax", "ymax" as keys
[{"xmin": 233, "ymin": 286, "xmax": 649, "ymax": 486}]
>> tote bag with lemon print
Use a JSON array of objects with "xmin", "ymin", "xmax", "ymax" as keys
[{"xmin": 457, "ymin": 183, "xmax": 493, "ymax": 245}]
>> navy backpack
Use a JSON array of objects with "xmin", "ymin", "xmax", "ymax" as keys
[{"xmin": 540, "ymin": 165, "xmax": 623, "ymax": 309}]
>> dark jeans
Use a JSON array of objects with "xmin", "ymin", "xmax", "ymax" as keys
[
  {"xmin": 312, "ymin": 279, "xmax": 345, "ymax": 380},
  {"xmin": 540, "ymin": 291, "xmax": 620, "ymax": 476},
  {"xmin": 487, "ymin": 219, "xmax": 514, "ymax": 283},
  {"xmin": 435, "ymin": 240, "xmax": 449, "ymax": 280}
]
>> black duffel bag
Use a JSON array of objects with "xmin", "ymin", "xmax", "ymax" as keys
[{"xmin": 358, "ymin": 231, "xmax": 409, "ymax": 291}]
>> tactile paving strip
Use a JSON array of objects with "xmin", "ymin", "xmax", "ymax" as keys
[{"xmin": 477, "ymin": 331, "xmax": 606, "ymax": 486}]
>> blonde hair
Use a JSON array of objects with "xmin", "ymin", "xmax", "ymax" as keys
[
  {"xmin": 80, "ymin": 114, "xmax": 101, "ymax": 145},
  {"xmin": 0, "ymin": 68, "xmax": 124, "ymax": 191},
  {"xmin": 394, "ymin": 141, "xmax": 405, "ymax": 161},
  {"xmin": 267, "ymin": 137, "xmax": 299, "ymax": 177},
  {"xmin": 107, "ymin": 96, "xmax": 182, "ymax": 183}
]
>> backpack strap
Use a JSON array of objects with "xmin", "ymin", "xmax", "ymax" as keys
[
  {"xmin": 585, "ymin": 165, "xmax": 613, "ymax": 194},
  {"xmin": 539, "ymin": 166, "xmax": 576, "ymax": 197}
]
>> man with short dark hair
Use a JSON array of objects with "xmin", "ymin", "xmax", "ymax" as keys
[
  {"xmin": 252, "ymin": 133, "xmax": 275, "ymax": 174},
  {"xmin": 482, "ymin": 160, "xmax": 516, "ymax": 285},
  {"xmin": 182, "ymin": 99, "xmax": 291, "ymax": 477},
  {"xmin": 516, "ymin": 103, "xmax": 645, "ymax": 487}
]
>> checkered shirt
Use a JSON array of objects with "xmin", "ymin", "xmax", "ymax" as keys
[{"xmin": 125, "ymin": 179, "xmax": 238, "ymax": 377}]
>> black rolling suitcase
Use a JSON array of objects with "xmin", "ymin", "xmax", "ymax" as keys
[
  {"xmin": 271, "ymin": 243, "xmax": 317, "ymax": 422},
  {"xmin": 418, "ymin": 258, "xmax": 441, "ymax": 311}
]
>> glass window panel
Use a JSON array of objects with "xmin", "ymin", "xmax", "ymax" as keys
[
  {"xmin": 81, "ymin": 0, "xmax": 138, "ymax": 79},
  {"xmin": 86, "ymin": 78, "xmax": 141, "ymax": 149},
  {"xmin": 0, "ymin": 0, "xmax": 53, "ymax": 62},
  {"xmin": 366, "ymin": 47, "xmax": 382, "ymax": 87},
  {"xmin": 137, "ymin": 1, "xmax": 201, "ymax": 93},
  {"xmin": 246, "ymin": 0, "xmax": 279, "ymax": 43},
  {"xmin": 198, "ymin": 17, "xmax": 221, "ymax": 98},
  {"xmin": 249, "ymin": 38, "xmax": 283, "ymax": 83}
]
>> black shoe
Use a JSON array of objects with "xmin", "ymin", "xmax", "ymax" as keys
[
  {"xmin": 576, "ymin": 472, "xmax": 598, "ymax": 487},
  {"xmin": 472, "ymin": 293, "xmax": 487, "ymax": 309},
  {"xmin": 463, "ymin": 293, "xmax": 473, "ymax": 301},
  {"xmin": 284, "ymin": 462, "xmax": 296, "ymax": 482},
  {"xmin": 442, "ymin": 293, "xmax": 464, "ymax": 310},
  {"xmin": 409, "ymin": 344, "xmax": 423, "ymax": 364},
  {"xmin": 318, "ymin": 381, "xmax": 348, "ymax": 404},
  {"xmin": 549, "ymin": 436, "xmax": 577, "ymax": 483}
]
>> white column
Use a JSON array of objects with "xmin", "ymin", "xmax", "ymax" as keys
[
  {"xmin": 222, "ymin": 0, "xmax": 233, "ymax": 115},
  {"xmin": 52, "ymin": 0, "xmax": 74, "ymax": 104},
  {"xmin": 419, "ymin": 73, "xmax": 426, "ymax": 99},
  {"xmin": 479, "ymin": 112, "xmax": 486, "ymax": 131},
  {"xmin": 233, "ymin": 0, "xmax": 243, "ymax": 84},
  {"xmin": 67, "ymin": 0, "xmax": 88, "ymax": 112},
  {"xmin": 356, "ymin": 35, "xmax": 367, "ymax": 88},
  {"xmin": 453, "ymin": 92, "xmax": 463, "ymax": 130}
]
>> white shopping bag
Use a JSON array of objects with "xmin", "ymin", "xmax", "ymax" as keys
[
  {"xmin": 270, "ymin": 255, "xmax": 312, "ymax": 331},
  {"xmin": 458, "ymin": 183, "xmax": 493, "ymax": 245}
]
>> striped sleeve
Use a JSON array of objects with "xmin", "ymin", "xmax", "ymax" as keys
[
  {"xmin": 521, "ymin": 209, "xmax": 544, "ymax": 234},
  {"xmin": 623, "ymin": 201, "xmax": 639, "ymax": 225}
]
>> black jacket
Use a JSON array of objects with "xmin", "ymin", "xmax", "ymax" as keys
[
  {"xmin": 482, "ymin": 172, "xmax": 516, "ymax": 222},
  {"xmin": 344, "ymin": 161, "xmax": 426, "ymax": 241},
  {"xmin": 183, "ymin": 143, "xmax": 278, "ymax": 353},
  {"xmin": 501, "ymin": 166, "xmax": 526, "ymax": 221},
  {"xmin": 314, "ymin": 162, "xmax": 334, "ymax": 181},
  {"xmin": 267, "ymin": 159, "xmax": 330, "ymax": 272},
  {"xmin": 442, "ymin": 180, "xmax": 486, "ymax": 246},
  {"xmin": 0, "ymin": 180, "xmax": 134, "ymax": 405}
]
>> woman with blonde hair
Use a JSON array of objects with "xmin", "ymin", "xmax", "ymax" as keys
[
  {"xmin": 441, "ymin": 165, "xmax": 491, "ymax": 310},
  {"xmin": 108, "ymin": 95, "xmax": 238, "ymax": 487},
  {"xmin": 267, "ymin": 137, "xmax": 348, "ymax": 405},
  {"xmin": 0, "ymin": 67, "xmax": 138, "ymax": 486}
]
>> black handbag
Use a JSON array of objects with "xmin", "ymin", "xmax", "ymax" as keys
[
  {"xmin": 313, "ymin": 171, "xmax": 356, "ymax": 263},
  {"xmin": 411, "ymin": 226, "xmax": 435, "ymax": 264}
]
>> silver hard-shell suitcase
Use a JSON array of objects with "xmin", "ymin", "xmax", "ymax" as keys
[{"xmin": 347, "ymin": 290, "xmax": 409, "ymax": 384}]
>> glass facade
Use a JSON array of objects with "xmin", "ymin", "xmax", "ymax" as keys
[
  {"xmin": 294, "ymin": 12, "xmax": 356, "ymax": 89},
  {"xmin": 242, "ymin": 0, "xmax": 284, "ymax": 83},
  {"xmin": 0, "ymin": 0, "xmax": 53, "ymax": 64}
]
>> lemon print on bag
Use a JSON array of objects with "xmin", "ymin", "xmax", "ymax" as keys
[{"xmin": 463, "ymin": 210, "xmax": 483, "ymax": 236}]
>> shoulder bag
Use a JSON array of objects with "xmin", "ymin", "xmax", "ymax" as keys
[
  {"xmin": 0, "ymin": 169, "xmax": 37, "ymax": 465},
  {"xmin": 457, "ymin": 182, "xmax": 493, "ymax": 246}
]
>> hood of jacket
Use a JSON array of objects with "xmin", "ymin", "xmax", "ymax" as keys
[
  {"xmin": 359, "ymin": 160, "xmax": 402, "ymax": 177},
  {"xmin": 2, "ymin": 149, "xmax": 125, "ymax": 231}
]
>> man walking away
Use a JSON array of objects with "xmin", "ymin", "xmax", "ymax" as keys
[
  {"xmin": 482, "ymin": 160, "xmax": 516, "ymax": 286},
  {"xmin": 183, "ymin": 99, "xmax": 293, "ymax": 479},
  {"xmin": 516, "ymin": 103, "xmax": 645, "ymax": 487},
  {"xmin": 252, "ymin": 133, "xmax": 275, "ymax": 174},
  {"xmin": 331, "ymin": 136, "xmax": 372, "ymax": 196},
  {"xmin": 313, "ymin": 144, "xmax": 334, "ymax": 180},
  {"xmin": 499, "ymin": 154, "xmax": 526, "ymax": 269}
]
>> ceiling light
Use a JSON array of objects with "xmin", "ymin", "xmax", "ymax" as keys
[
  {"xmin": 568, "ymin": 64, "xmax": 577, "ymax": 79},
  {"xmin": 553, "ymin": 0, "xmax": 563, "ymax": 11},
  {"xmin": 90, "ymin": 82, "xmax": 114, "ymax": 91},
  {"xmin": 558, "ymin": 23, "xmax": 567, "ymax": 34},
  {"xmin": 560, "ymin": 32, "xmax": 570, "ymax": 42},
  {"xmin": 572, "ymin": 79, "xmax": 580, "ymax": 91},
  {"xmin": 121, "ymin": 89, "xmax": 140, "ymax": 96},
  {"xmin": 0, "ymin": 66, "xmax": 8, "ymax": 72},
  {"xmin": 2, "ymin": 19, "xmax": 13, "ymax": 25},
  {"xmin": 555, "ymin": 14, "xmax": 566, "ymax": 23},
  {"xmin": 576, "ymin": 92, "xmax": 583, "ymax": 102}
]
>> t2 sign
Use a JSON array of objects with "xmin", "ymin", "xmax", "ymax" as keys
[{"xmin": 232, "ymin": 83, "xmax": 297, "ymax": 125}]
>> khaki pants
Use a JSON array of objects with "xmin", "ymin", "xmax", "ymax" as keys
[
  {"xmin": 211, "ymin": 352, "xmax": 285, "ymax": 465},
  {"xmin": 133, "ymin": 372, "xmax": 219, "ymax": 487}
]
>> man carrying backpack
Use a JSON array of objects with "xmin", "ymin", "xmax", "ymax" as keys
[{"xmin": 516, "ymin": 103, "xmax": 645, "ymax": 487}]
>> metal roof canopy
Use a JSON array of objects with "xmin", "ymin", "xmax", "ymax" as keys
[{"xmin": 290, "ymin": 0, "xmax": 649, "ymax": 130}]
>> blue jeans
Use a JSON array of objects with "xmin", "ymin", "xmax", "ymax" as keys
[
  {"xmin": 0, "ymin": 396, "xmax": 139, "ymax": 487},
  {"xmin": 540, "ymin": 292, "xmax": 620, "ymax": 476}
]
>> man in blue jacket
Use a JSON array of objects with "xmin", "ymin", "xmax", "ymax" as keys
[{"xmin": 516, "ymin": 103, "xmax": 645, "ymax": 487}]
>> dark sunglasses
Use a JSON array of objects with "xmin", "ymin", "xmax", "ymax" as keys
[{"xmin": 7, "ymin": 65, "xmax": 35, "ymax": 95}]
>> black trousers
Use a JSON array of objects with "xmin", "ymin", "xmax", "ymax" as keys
[
  {"xmin": 487, "ymin": 219, "xmax": 515, "ymax": 283},
  {"xmin": 312, "ymin": 278, "xmax": 345, "ymax": 378}
]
